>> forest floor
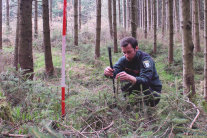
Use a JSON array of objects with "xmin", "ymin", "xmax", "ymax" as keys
[{"xmin": 1, "ymin": 22, "xmax": 207, "ymax": 137}]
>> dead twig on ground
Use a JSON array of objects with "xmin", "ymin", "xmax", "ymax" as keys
[{"xmin": 184, "ymin": 98, "xmax": 200, "ymax": 129}]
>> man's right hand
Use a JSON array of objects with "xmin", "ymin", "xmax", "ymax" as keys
[{"xmin": 104, "ymin": 66, "xmax": 114, "ymax": 77}]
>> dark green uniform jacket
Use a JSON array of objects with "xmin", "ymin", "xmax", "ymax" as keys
[{"xmin": 113, "ymin": 50, "xmax": 162, "ymax": 93}]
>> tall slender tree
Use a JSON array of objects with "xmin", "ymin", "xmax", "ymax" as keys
[
  {"xmin": 42, "ymin": 0, "xmax": 54, "ymax": 75},
  {"xmin": 118, "ymin": 0, "xmax": 121, "ymax": 25},
  {"xmin": 193, "ymin": 0, "xmax": 201, "ymax": 53},
  {"xmin": 127, "ymin": 0, "xmax": 131, "ymax": 29},
  {"xmin": 148, "ymin": 0, "xmax": 151, "ymax": 30},
  {"xmin": 174, "ymin": 0, "xmax": 179, "ymax": 32},
  {"xmin": 162, "ymin": 0, "xmax": 165, "ymax": 38},
  {"xmin": 168, "ymin": 0, "xmax": 173, "ymax": 64},
  {"xmin": 74, "ymin": 0, "xmax": 78, "ymax": 46},
  {"xmin": 34, "ymin": 0, "xmax": 38, "ymax": 38},
  {"xmin": 131, "ymin": 0, "xmax": 137, "ymax": 38},
  {"xmin": 50, "ymin": 0, "xmax": 52, "ymax": 21},
  {"xmin": 113, "ymin": 0, "xmax": 118, "ymax": 53},
  {"xmin": 6, "ymin": 0, "xmax": 9, "ymax": 29},
  {"xmin": 204, "ymin": 0, "xmax": 207, "ymax": 101},
  {"xmin": 144, "ymin": 0, "xmax": 147, "ymax": 38},
  {"xmin": 14, "ymin": 0, "xmax": 20, "ymax": 70},
  {"xmin": 181, "ymin": 0, "xmax": 195, "ymax": 97},
  {"xmin": 79, "ymin": 0, "xmax": 81, "ymax": 30},
  {"xmin": 108, "ymin": 0, "xmax": 113, "ymax": 37},
  {"xmin": 137, "ymin": 0, "xmax": 140, "ymax": 28},
  {"xmin": 123, "ymin": 0, "xmax": 126, "ymax": 29},
  {"xmin": 95, "ymin": 0, "xmax": 101, "ymax": 59},
  {"xmin": 18, "ymin": 0, "xmax": 33, "ymax": 80},
  {"xmin": 0, "ymin": 0, "xmax": 2, "ymax": 50},
  {"xmin": 153, "ymin": 0, "xmax": 157, "ymax": 54}
]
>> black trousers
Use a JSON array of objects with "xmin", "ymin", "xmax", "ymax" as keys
[{"xmin": 121, "ymin": 81, "xmax": 161, "ymax": 107}]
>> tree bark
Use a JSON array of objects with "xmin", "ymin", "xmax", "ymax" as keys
[
  {"xmin": 193, "ymin": 0, "xmax": 201, "ymax": 52},
  {"xmin": 144, "ymin": 0, "xmax": 147, "ymax": 38},
  {"xmin": 95, "ymin": 0, "xmax": 101, "ymax": 59},
  {"xmin": 131, "ymin": 0, "xmax": 137, "ymax": 38},
  {"xmin": 50, "ymin": 0, "xmax": 52, "ymax": 21},
  {"xmin": 123, "ymin": 0, "xmax": 126, "ymax": 29},
  {"xmin": 157, "ymin": 0, "xmax": 159, "ymax": 28},
  {"xmin": 42, "ymin": 0, "xmax": 54, "ymax": 75},
  {"xmin": 113, "ymin": 0, "xmax": 118, "ymax": 53},
  {"xmin": 137, "ymin": 0, "xmax": 140, "ymax": 28},
  {"xmin": 166, "ymin": 0, "xmax": 168, "ymax": 30},
  {"xmin": 14, "ymin": 0, "xmax": 20, "ymax": 70},
  {"xmin": 153, "ymin": 0, "xmax": 157, "ymax": 54},
  {"xmin": 18, "ymin": 0, "xmax": 33, "ymax": 80},
  {"xmin": 168, "ymin": 0, "xmax": 173, "ymax": 64},
  {"xmin": 34, "ymin": 0, "xmax": 38, "ymax": 38},
  {"xmin": 0, "ymin": 0, "xmax": 2, "ymax": 50},
  {"xmin": 204, "ymin": 0, "xmax": 207, "ymax": 101},
  {"xmin": 148, "ymin": 0, "xmax": 151, "ymax": 30},
  {"xmin": 174, "ymin": 0, "xmax": 180, "ymax": 32},
  {"xmin": 180, "ymin": 0, "xmax": 195, "ymax": 97},
  {"xmin": 162, "ymin": 0, "xmax": 165, "ymax": 38},
  {"xmin": 127, "ymin": 0, "xmax": 131, "ymax": 29},
  {"xmin": 6, "ymin": 0, "xmax": 9, "ymax": 29},
  {"xmin": 79, "ymin": 0, "xmax": 81, "ymax": 30},
  {"xmin": 108, "ymin": 0, "xmax": 113, "ymax": 37},
  {"xmin": 118, "ymin": 0, "xmax": 121, "ymax": 25},
  {"xmin": 74, "ymin": 0, "xmax": 78, "ymax": 46}
]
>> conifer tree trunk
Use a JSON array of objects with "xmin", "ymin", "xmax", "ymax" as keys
[
  {"xmin": 181, "ymin": 0, "xmax": 195, "ymax": 97},
  {"xmin": 131, "ymin": 0, "xmax": 137, "ymax": 38},
  {"xmin": 34, "ymin": 0, "xmax": 38, "ymax": 38},
  {"xmin": 118, "ymin": 0, "xmax": 121, "ymax": 25},
  {"xmin": 18, "ymin": 0, "xmax": 33, "ymax": 80},
  {"xmin": 174, "ymin": 0, "xmax": 180, "ymax": 32},
  {"xmin": 168, "ymin": 0, "xmax": 173, "ymax": 64},
  {"xmin": 204, "ymin": 0, "xmax": 207, "ymax": 101},
  {"xmin": 127, "ymin": 0, "xmax": 131, "ymax": 29},
  {"xmin": 148, "ymin": 0, "xmax": 151, "ymax": 30},
  {"xmin": 166, "ymin": 0, "xmax": 168, "ymax": 30},
  {"xmin": 108, "ymin": 0, "xmax": 113, "ymax": 37},
  {"xmin": 151, "ymin": 0, "xmax": 154, "ymax": 29},
  {"xmin": 50, "ymin": 0, "xmax": 52, "ymax": 21},
  {"xmin": 193, "ymin": 0, "xmax": 201, "ymax": 52},
  {"xmin": 95, "ymin": 0, "xmax": 101, "ymax": 59},
  {"xmin": 140, "ymin": 0, "xmax": 143, "ymax": 28},
  {"xmin": 137, "ymin": 0, "xmax": 140, "ymax": 28},
  {"xmin": 157, "ymin": 0, "xmax": 159, "ymax": 28},
  {"xmin": 123, "ymin": 0, "xmax": 126, "ymax": 29},
  {"xmin": 42, "ymin": 0, "xmax": 54, "ymax": 75},
  {"xmin": 74, "ymin": 0, "xmax": 78, "ymax": 46},
  {"xmin": 142, "ymin": 0, "xmax": 145, "ymax": 29},
  {"xmin": 162, "ymin": 0, "xmax": 165, "ymax": 38},
  {"xmin": 153, "ymin": 0, "xmax": 157, "ymax": 54},
  {"xmin": 113, "ymin": 0, "xmax": 118, "ymax": 53},
  {"xmin": 79, "ymin": 0, "xmax": 81, "ymax": 30},
  {"xmin": 14, "ymin": 0, "xmax": 20, "ymax": 70},
  {"xmin": 6, "ymin": 0, "xmax": 9, "ymax": 29},
  {"xmin": 0, "ymin": 0, "xmax": 2, "ymax": 50},
  {"xmin": 144, "ymin": 0, "xmax": 147, "ymax": 38}
]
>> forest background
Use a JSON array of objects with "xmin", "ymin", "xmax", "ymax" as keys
[{"xmin": 0, "ymin": 0, "xmax": 207, "ymax": 137}]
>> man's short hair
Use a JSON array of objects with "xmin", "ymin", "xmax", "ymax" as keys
[{"xmin": 120, "ymin": 37, "xmax": 138, "ymax": 49}]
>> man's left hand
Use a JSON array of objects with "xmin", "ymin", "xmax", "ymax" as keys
[{"xmin": 116, "ymin": 71, "xmax": 136, "ymax": 84}]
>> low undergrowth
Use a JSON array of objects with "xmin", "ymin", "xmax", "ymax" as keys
[{"xmin": 0, "ymin": 31, "xmax": 207, "ymax": 137}]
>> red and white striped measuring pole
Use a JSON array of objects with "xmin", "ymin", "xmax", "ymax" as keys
[{"xmin": 61, "ymin": 0, "xmax": 67, "ymax": 117}]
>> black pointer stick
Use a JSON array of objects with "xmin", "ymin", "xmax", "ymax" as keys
[{"xmin": 108, "ymin": 47, "xmax": 116, "ymax": 96}]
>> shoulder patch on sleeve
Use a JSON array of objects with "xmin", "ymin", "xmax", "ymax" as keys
[{"xmin": 143, "ymin": 60, "xmax": 150, "ymax": 68}]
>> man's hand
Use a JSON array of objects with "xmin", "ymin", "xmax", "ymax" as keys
[
  {"xmin": 104, "ymin": 66, "xmax": 114, "ymax": 77},
  {"xmin": 116, "ymin": 71, "xmax": 136, "ymax": 84}
]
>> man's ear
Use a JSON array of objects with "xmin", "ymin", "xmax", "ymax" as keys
[{"xmin": 135, "ymin": 46, "xmax": 139, "ymax": 51}]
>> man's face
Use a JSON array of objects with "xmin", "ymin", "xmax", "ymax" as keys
[{"xmin": 122, "ymin": 44, "xmax": 138, "ymax": 61}]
